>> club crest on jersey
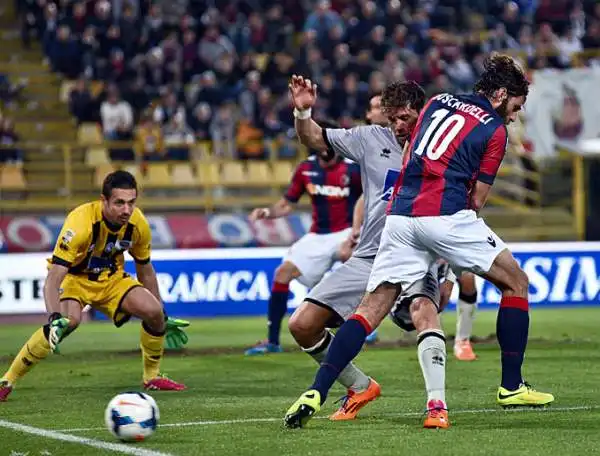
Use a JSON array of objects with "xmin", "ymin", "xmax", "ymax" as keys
[
  {"xmin": 381, "ymin": 168, "xmax": 401, "ymax": 201},
  {"xmin": 104, "ymin": 242, "xmax": 115, "ymax": 253},
  {"xmin": 339, "ymin": 174, "xmax": 350, "ymax": 186},
  {"xmin": 306, "ymin": 183, "xmax": 350, "ymax": 198},
  {"xmin": 59, "ymin": 229, "xmax": 75, "ymax": 251},
  {"xmin": 116, "ymin": 239, "xmax": 131, "ymax": 250}
]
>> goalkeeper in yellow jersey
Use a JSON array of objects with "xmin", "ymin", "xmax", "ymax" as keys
[{"xmin": 0, "ymin": 170, "xmax": 189, "ymax": 400}]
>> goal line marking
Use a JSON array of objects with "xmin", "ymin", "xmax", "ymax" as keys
[{"xmin": 0, "ymin": 419, "xmax": 173, "ymax": 456}]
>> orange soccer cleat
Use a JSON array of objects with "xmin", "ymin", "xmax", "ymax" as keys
[
  {"xmin": 423, "ymin": 399, "xmax": 450, "ymax": 429},
  {"xmin": 454, "ymin": 339, "xmax": 477, "ymax": 361},
  {"xmin": 329, "ymin": 378, "xmax": 381, "ymax": 421}
]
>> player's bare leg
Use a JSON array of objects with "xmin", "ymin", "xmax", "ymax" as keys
[
  {"xmin": 285, "ymin": 283, "xmax": 397, "ymax": 428},
  {"xmin": 121, "ymin": 287, "xmax": 185, "ymax": 391},
  {"xmin": 288, "ymin": 302, "xmax": 380, "ymax": 421},
  {"xmin": 410, "ymin": 297, "xmax": 449, "ymax": 429},
  {"xmin": 1, "ymin": 300, "xmax": 81, "ymax": 401},
  {"xmin": 482, "ymin": 249, "xmax": 553, "ymax": 407},
  {"xmin": 454, "ymin": 272, "xmax": 478, "ymax": 361},
  {"xmin": 246, "ymin": 261, "xmax": 301, "ymax": 355}
]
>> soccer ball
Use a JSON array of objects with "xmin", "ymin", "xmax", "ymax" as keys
[{"xmin": 104, "ymin": 392, "xmax": 159, "ymax": 442}]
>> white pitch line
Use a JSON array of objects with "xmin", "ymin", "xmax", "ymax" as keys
[
  {"xmin": 0, "ymin": 419, "xmax": 173, "ymax": 456},
  {"xmin": 55, "ymin": 405, "xmax": 600, "ymax": 433}
]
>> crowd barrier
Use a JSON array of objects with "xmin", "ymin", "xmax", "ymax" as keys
[
  {"xmin": 0, "ymin": 242, "xmax": 599, "ymax": 316},
  {"xmin": 0, "ymin": 214, "xmax": 312, "ymax": 252}
]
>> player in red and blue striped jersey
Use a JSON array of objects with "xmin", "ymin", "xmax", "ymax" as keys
[
  {"xmin": 245, "ymin": 131, "xmax": 362, "ymax": 356},
  {"xmin": 285, "ymin": 54, "xmax": 554, "ymax": 429}
]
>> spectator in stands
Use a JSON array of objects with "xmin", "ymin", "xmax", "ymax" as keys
[
  {"xmin": 50, "ymin": 25, "xmax": 81, "ymax": 79},
  {"xmin": 210, "ymin": 103, "xmax": 236, "ymax": 158},
  {"xmin": 0, "ymin": 118, "xmax": 23, "ymax": 164},
  {"xmin": 134, "ymin": 110, "xmax": 164, "ymax": 162},
  {"xmin": 304, "ymin": 0, "xmax": 344, "ymax": 44},
  {"xmin": 69, "ymin": 78, "xmax": 96, "ymax": 124},
  {"xmin": 153, "ymin": 90, "xmax": 186, "ymax": 127},
  {"xmin": 100, "ymin": 86, "xmax": 133, "ymax": 140},
  {"xmin": 198, "ymin": 26, "xmax": 235, "ymax": 69},
  {"xmin": 189, "ymin": 103, "xmax": 212, "ymax": 141},
  {"xmin": 163, "ymin": 112, "xmax": 194, "ymax": 161}
]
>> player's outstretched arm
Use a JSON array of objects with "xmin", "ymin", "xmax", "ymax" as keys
[
  {"xmin": 44, "ymin": 264, "xmax": 69, "ymax": 314},
  {"xmin": 249, "ymin": 197, "xmax": 294, "ymax": 221},
  {"xmin": 44, "ymin": 264, "xmax": 72, "ymax": 352},
  {"xmin": 289, "ymin": 74, "xmax": 327, "ymax": 151}
]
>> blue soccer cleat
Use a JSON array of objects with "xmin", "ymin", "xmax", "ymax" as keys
[
  {"xmin": 244, "ymin": 340, "xmax": 283, "ymax": 356},
  {"xmin": 365, "ymin": 329, "xmax": 379, "ymax": 345}
]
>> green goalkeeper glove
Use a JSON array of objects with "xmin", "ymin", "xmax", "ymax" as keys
[
  {"xmin": 48, "ymin": 313, "xmax": 72, "ymax": 354},
  {"xmin": 165, "ymin": 317, "xmax": 190, "ymax": 350}
]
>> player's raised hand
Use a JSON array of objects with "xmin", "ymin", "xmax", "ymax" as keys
[
  {"xmin": 289, "ymin": 74, "xmax": 317, "ymax": 111},
  {"xmin": 249, "ymin": 207, "xmax": 271, "ymax": 221}
]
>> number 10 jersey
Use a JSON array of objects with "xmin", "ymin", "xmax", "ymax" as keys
[{"xmin": 389, "ymin": 92, "xmax": 509, "ymax": 217}]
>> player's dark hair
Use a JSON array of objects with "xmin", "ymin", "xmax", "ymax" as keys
[
  {"xmin": 102, "ymin": 170, "xmax": 138, "ymax": 199},
  {"xmin": 381, "ymin": 81, "xmax": 425, "ymax": 114},
  {"xmin": 473, "ymin": 53, "xmax": 529, "ymax": 98}
]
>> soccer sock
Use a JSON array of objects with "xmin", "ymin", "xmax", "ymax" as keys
[
  {"xmin": 303, "ymin": 330, "xmax": 371, "ymax": 392},
  {"xmin": 310, "ymin": 315, "xmax": 371, "ymax": 404},
  {"xmin": 417, "ymin": 329, "xmax": 447, "ymax": 405},
  {"xmin": 497, "ymin": 296, "xmax": 529, "ymax": 390},
  {"xmin": 456, "ymin": 291, "xmax": 478, "ymax": 341},
  {"xmin": 267, "ymin": 282, "xmax": 289, "ymax": 346},
  {"xmin": 3, "ymin": 326, "xmax": 51, "ymax": 385},
  {"xmin": 140, "ymin": 322, "xmax": 165, "ymax": 383}
]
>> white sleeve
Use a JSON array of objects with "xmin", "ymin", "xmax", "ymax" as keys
[{"xmin": 323, "ymin": 127, "xmax": 365, "ymax": 162}]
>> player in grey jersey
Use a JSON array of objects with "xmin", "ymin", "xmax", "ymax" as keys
[{"xmin": 287, "ymin": 77, "xmax": 456, "ymax": 421}]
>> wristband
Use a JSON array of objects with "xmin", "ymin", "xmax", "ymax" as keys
[{"xmin": 293, "ymin": 107, "xmax": 312, "ymax": 120}]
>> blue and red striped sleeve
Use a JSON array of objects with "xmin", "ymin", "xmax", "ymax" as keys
[
  {"xmin": 478, "ymin": 125, "xmax": 508, "ymax": 185},
  {"xmin": 284, "ymin": 162, "xmax": 307, "ymax": 203}
]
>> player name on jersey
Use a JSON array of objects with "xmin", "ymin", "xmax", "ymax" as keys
[{"xmin": 433, "ymin": 93, "xmax": 495, "ymax": 125}]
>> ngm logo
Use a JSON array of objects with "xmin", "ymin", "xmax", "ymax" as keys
[
  {"xmin": 306, "ymin": 183, "xmax": 350, "ymax": 198},
  {"xmin": 381, "ymin": 168, "xmax": 401, "ymax": 201}
]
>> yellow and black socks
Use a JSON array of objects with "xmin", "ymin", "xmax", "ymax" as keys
[
  {"xmin": 3, "ymin": 326, "xmax": 52, "ymax": 385},
  {"xmin": 141, "ymin": 322, "xmax": 165, "ymax": 382}
]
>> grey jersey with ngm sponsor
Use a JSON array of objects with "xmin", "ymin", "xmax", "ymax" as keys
[{"xmin": 323, "ymin": 125, "xmax": 404, "ymax": 258}]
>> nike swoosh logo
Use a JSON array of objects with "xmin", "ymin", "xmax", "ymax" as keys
[
  {"xmin": 118, "ymin": 401, "xmax": 144, "ymax": 407},
  {"xmin": 305, "ymin": 393, "xmax": 315, "ymax": 399},
  {"xmin": 498, "ymin": 391, "xmax": 521, "ymax": 400}
]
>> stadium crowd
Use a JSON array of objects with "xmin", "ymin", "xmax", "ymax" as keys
[{"xmin": 14, "ymin": 0, "xmax": 600, "ymax": 161}]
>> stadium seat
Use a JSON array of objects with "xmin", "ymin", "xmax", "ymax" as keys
[
  {"xmin": 196, "ymin": 161, "xmax": 220, "ymax": 187},
  {"xmin": 85, "ymin": 147, "xmax": 110, "ymax": 166},
  {"xmin": 272, "ymin": 161, "xmax": 294, "ymax": 187},
  {"xmin": 59, "ymin": 80, "xmax": 76, "ymax": 103},
  {"xmin": 246, "ymin": 162, "xmax": 272, "ymax": 186},
  {"xmin": 220, "ymin": 161, "xmax": 246, "ymax": 187},
  {"xmin": 0, "ymin": 165, "xmax": 26, "ymax": 190},
  {"xmin": 94, "ymin": 163, "xmax": 115, "ymax": 188},
  {"xmin": 144, "ymin": 163, "xmax": 171, "ymax": 188},
  {"xmin": 171, "ymin": 163, "xmax": 196, "ymax": 187},
  {"xmin": 77, "ymin": 123, "xmax": 102, "ymax": 145}
]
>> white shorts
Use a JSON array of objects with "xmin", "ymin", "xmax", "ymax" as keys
[
  {"xmin": 284, "ymin": 228, "xmax": 352, "ymax": 288},
  {"xmin": 367, "ymin": 210, "xmax": 507, "ymax": 293}
]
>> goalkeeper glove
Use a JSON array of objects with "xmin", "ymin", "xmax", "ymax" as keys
[
  {"xmin": 165, "ymin": 317, "xmax": 190, "ymax": 350},
  {"xmin": 48, "ymin": 313, "xmax": 72, "ymax": 354}
]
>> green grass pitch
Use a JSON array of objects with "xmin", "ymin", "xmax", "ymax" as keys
[{"xmin": 1, "ymin": 307, "xmax": 599, "ymax": 456}]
